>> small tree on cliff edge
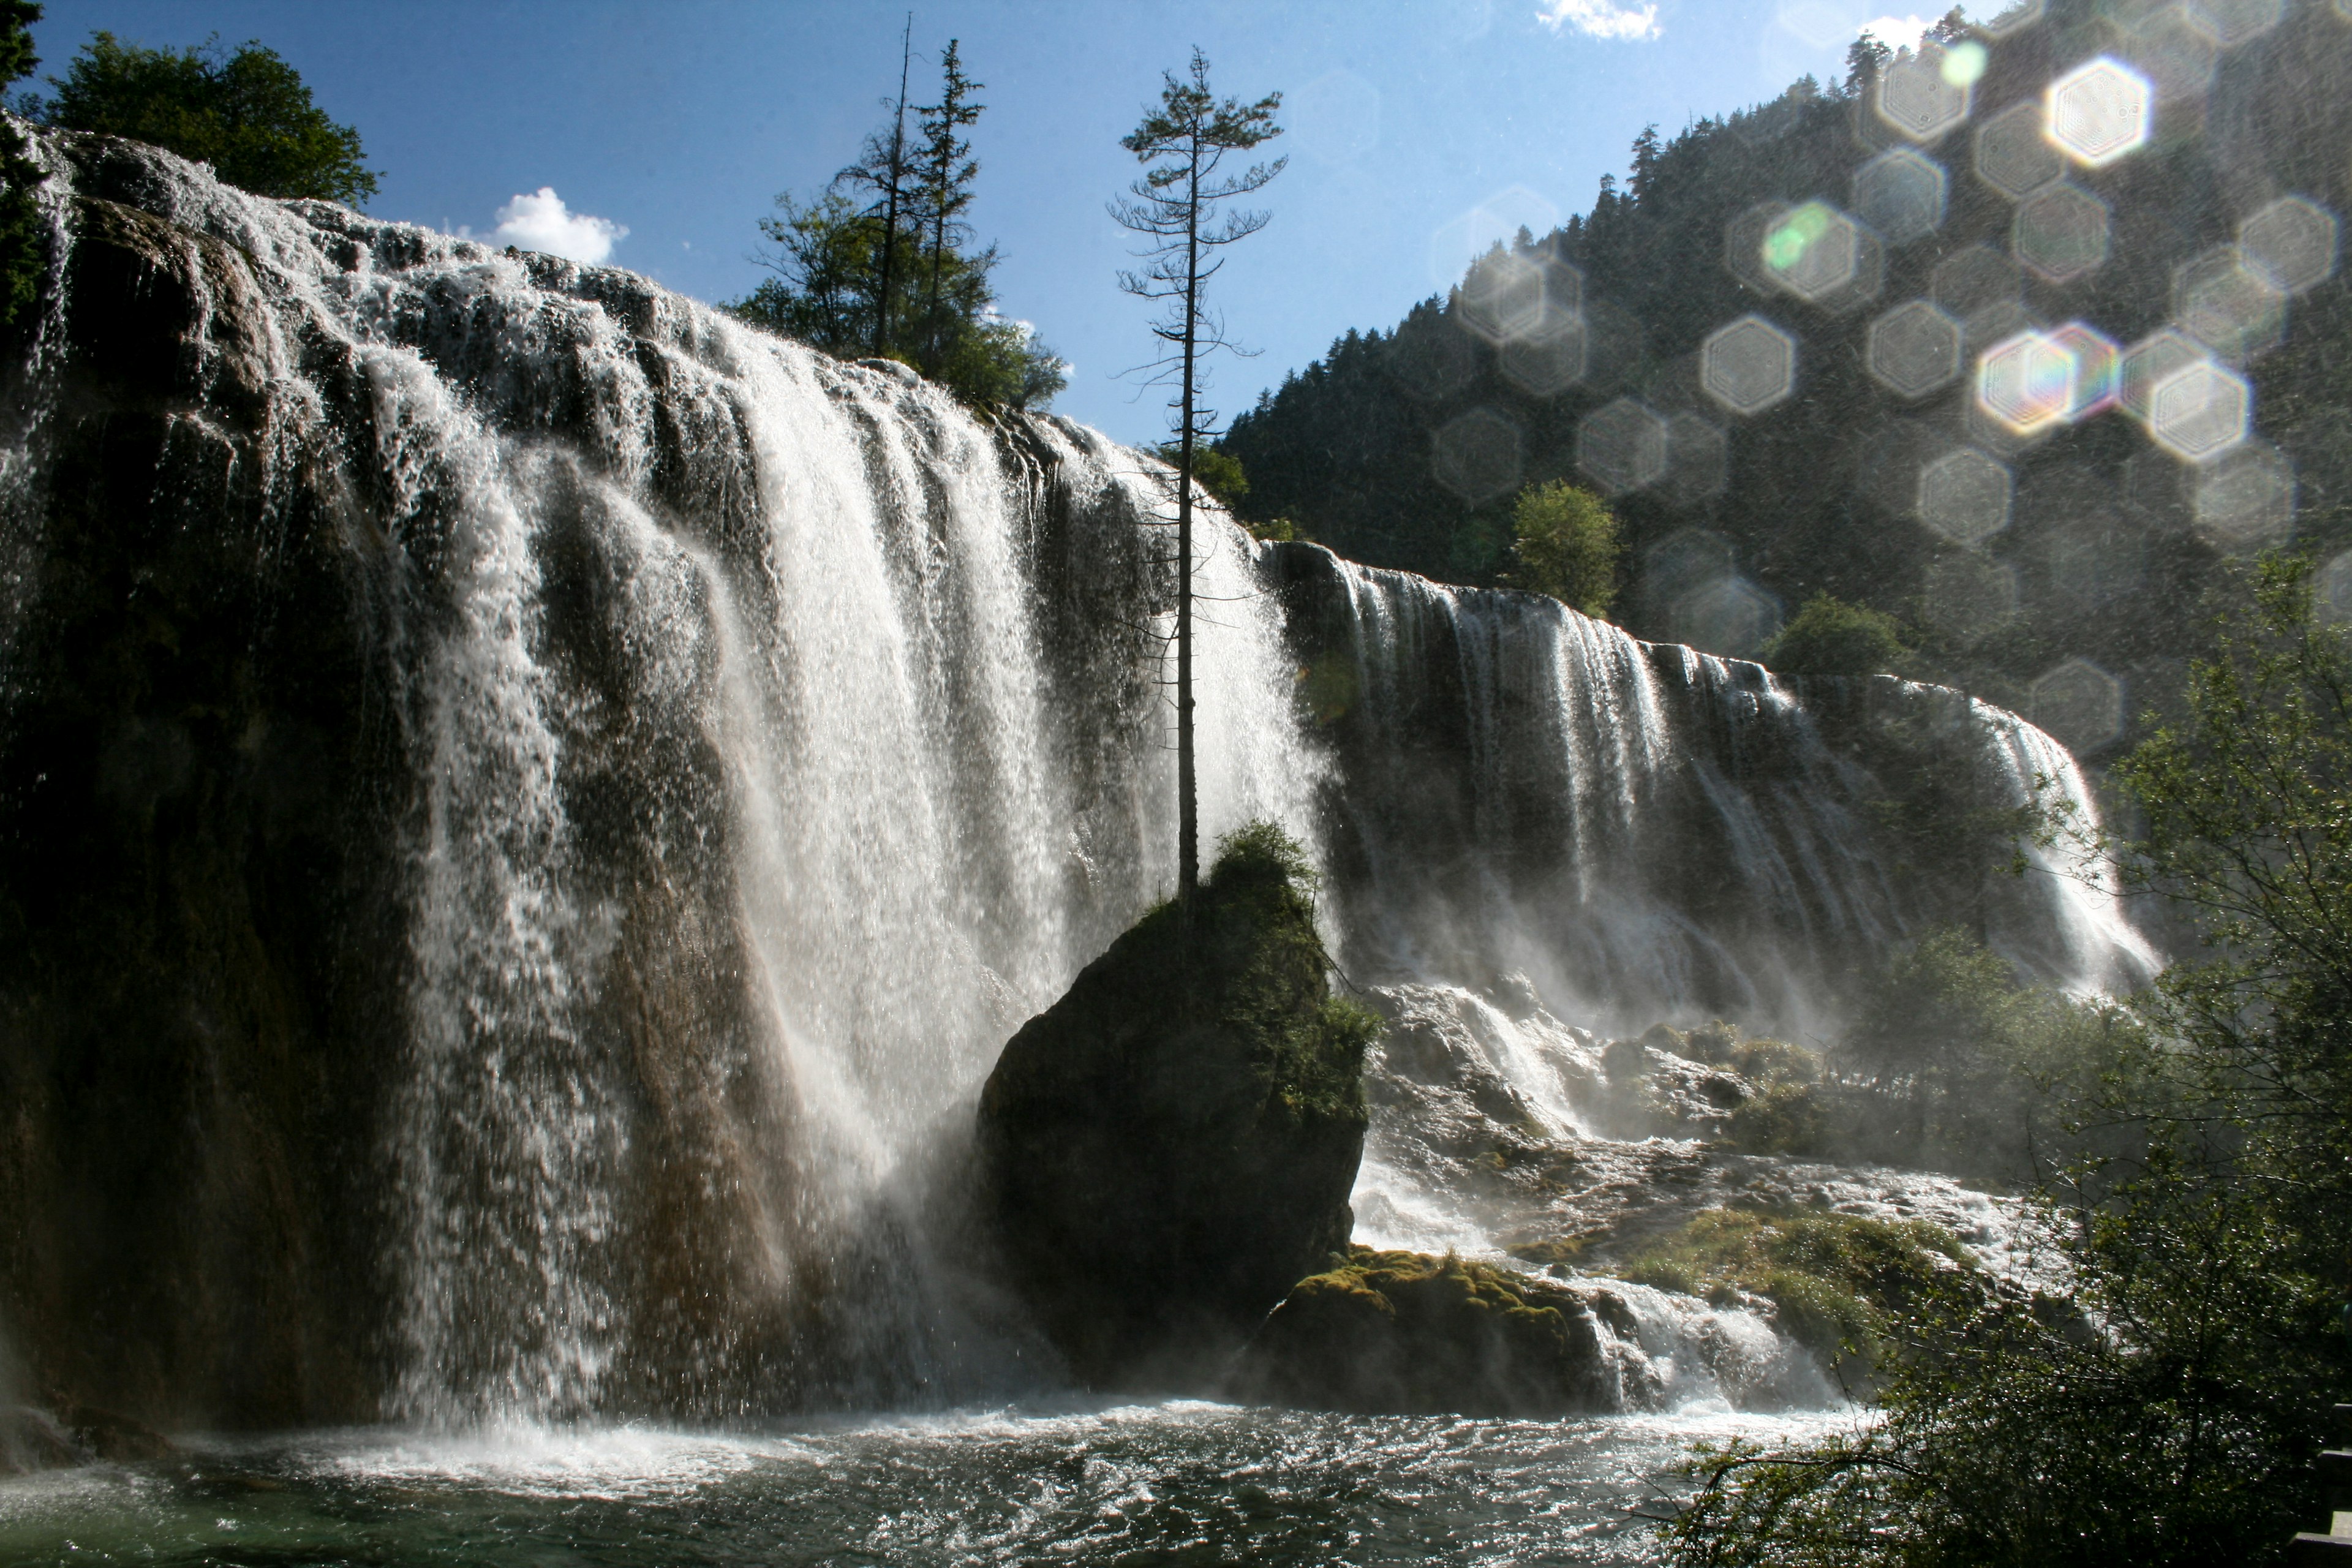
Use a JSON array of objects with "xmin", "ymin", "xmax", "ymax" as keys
[{"xmin": 1114, "ymin": 49, "xmax": 1283, "ymax": 905}]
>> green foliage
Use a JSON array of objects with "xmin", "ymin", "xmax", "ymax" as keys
[
  {"xmin": 0, "ymin": 1, "xmax": 43, "ymax": 336},
  {"xmin": 1833, "ymin": 927, "xmax": 2138, "ymax": 1179},
  {"xmin": 733, "ymin": 38, "xmax": 1065, "ymax": 411},
  {"xmin": 1196, "ymin": 821, "xmax": 1373, "ymax": 1128},
  {"xmin": 0, "ymin": 0, "xmax": 35, "ymax": 88},
  {"xmin": 1665, "ymin": 556, "xmax": 2352, "ymax": 1566},
  {"xmin": 1158, "ymin": 442, "xmax": 1250, "ymax": 510},
  {"xmin": 39, "ymin": 31, "xmax": 377, "ymax": 203},
  {"xmin": 1210, "ymin": 818, "xmax": 1318, "ymax": 892},
  {"xmin": 1508, "ymin": 480, "xmax": 1620, "ymax": 618},
  {"xmin": 1667, "ymin": 1178, "xmax": 2338, "ymax": 1567},
  {"xmin": 1762, "ymin": 594, "xmax": 1908, "ymax": 677},
  {"xmin": 1616, "ymin": 1207, "xmax": 1978, "ymax": 1369}
]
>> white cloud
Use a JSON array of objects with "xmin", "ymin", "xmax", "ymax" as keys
[
  {"xmin": 490, "ymin": 187, "xmax": 628, "ymax": 266},
  {"xmin": 1535, "ymin": 0, "xmax": 1661, "ymax": 40},
  {"xmin": 1858, "ymin": 13, "xmax": 1939, "ymax": 49}
]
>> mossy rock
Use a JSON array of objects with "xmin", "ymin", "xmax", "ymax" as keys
[
  {"xmin": 975, "ymin": 824, "xmax": 1379, "ymax": 1387},
  {"xmin": 1610, "ymin": 1206, "xmax": 1982, "ymax": 1370},
  {"xmin": 1230, "ymin": 1246, "xmax": 1611, "ymax": 1415}
]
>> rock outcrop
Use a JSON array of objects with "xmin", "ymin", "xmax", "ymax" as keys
[
  {"xmin": 975, "ymin": 826, "xmax": 1378, "ymax": 1387},
  {"xmin": 1230, "ymin": 1246, "xmax": 1613, "ymax": 1415}
]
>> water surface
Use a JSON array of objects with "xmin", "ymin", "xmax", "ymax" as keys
[{"xmin": 0, "ymin": 1403, "xmax": 1849, "ymax": 1566}]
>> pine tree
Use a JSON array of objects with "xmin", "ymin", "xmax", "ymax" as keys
[
  {"xmin": 737, "ymin": 31, "xmax": 1065, "ymax": 410},
  {"xmin": 1112, "ymin": 48, "xmax": 1283, "ymax": 904},
  {"xmin": 0, "ymin": 1, "xmax": 44, "ymax": 336},
  {"xmin": 914, "ymin": 40, "xmax": 982, "ymax": 369}
]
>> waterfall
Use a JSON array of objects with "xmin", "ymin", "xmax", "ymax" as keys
[
  {"xmin": 1284, "ymin": 552, "xmax": 2153, "ymax": 1035},
  {"xmin": 0, "ymin": 129, "xmax": 2153, "ymax": 1425}
]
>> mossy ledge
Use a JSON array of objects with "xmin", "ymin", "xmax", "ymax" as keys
[
  {"xmin": 1229, "ymin": 1246, "xmax": 1612, "ymax": 1415},
  {"xmin": 976, "ymin": 824, "xmax": 1379, "ymax": 1389}
]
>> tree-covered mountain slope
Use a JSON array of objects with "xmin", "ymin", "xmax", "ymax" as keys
[{"xmin": 1222, "ymin": 0, "xmax": 2352, "ymax": 756}]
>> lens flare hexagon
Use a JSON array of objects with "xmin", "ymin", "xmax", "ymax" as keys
[
  {"xmin": 2145, "ymin": 361, "xmax": 2251, "ymax": 462},
  {"xmin": 1976, "ymin": 100, "xmax": 2063, "ymax": 198},
  {"xmin": 1701, "ymin": 315, "xmax": 1798, "ymax": 416},
  {"xmin": 1762, "ymin": 201, "xmax": 1879, "ymax": 308},
  {"xmin": 2239, "ymin": 197, "xmax": 2339, "ymax": 295},
  {"xmin": 2190, "ymin": 441, "xmax": 2295, "ymax": 551},
  {"xmin": 2013, "ymin": 183, "xmax": 2110, "ymax": 282},
  {"xmin": 2030, "ymin": 658, "xmax": 2124, "ymax": 752},
  {"xmin": 1867, "ymin": 300, "xmax": 1964, "ymax": 400},
  {"xmin": 1431, "ymin": 406, "xmax": 1525, "ymax": 503},
  {"xmin": 2051, "ymin": 323, "xmax": 2121, "ymax": 420},
  {"xmin": 2123, "ymin": 7, "xmax": 2218, "ymax": 103},
  {"xmin": 1917, "ymin": 447, "xmax": 2014, "ymax": 545},
  {"xmin": 1977, "ymin": 331, "xmax": 2078, "ymax": 435},
  {"xmin": 1876, "ymin": 48, "xmax": 1971, "ymax": 142},
  {"xmin": 1662, "ymin": 413, "xmax": 1730, "ymax": 505},
  {"xmin": 2173, "ymin": 246, "xmax": 2286, "ymax": 361},
  {"xmin": 1455, "ymin": 249, "xmax": 1550, "ymax": 345},
  {"xmin": 1577, "ymin": 397, "xmax": 1670, "ymax": 496},
  {"xmin": 2046, "ymin": 58, "xmax": 2152, "ymax": 168},
  {"xmin": 1498, "ymin": 311, "xmax": 1588, "ymax": 398},
  {"xmin": 2117, "ymin": 328, "xmax": 2207, "ymax": 421},
  {"xmin": 1672, "ymin": 575, "xmax": 1781, "ymax": 658},
  {"xmin": 2183, "ymin": 0, "xmax": 2284, "ymax": 47},
  {"xmin": 1853, "ymin": 148, "xmax": 1948, "ymax": 247}
]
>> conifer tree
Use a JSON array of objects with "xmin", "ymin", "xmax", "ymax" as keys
[
  {"xmin": 737, "ymin": 31, "xmax": 1064, "ymax": 410},
  {"xmin": 914, "ymin": 39, "xmax": 982, "ymax": 368},
  {"xmin": 0, "ymin": 0, "xmax": 44, "ymax": 334},
  {"xmin": 1112, "ymin": 49, "xmax": 1283, "ymax": 903}
]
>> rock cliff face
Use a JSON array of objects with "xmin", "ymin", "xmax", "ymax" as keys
[
  {"xmin": 975, "ymin": 829, "xmax": 1376, "ymax": 1388},
  {"xmin": 2, "ymin": 179, "xmax": 410, "ymax": 1427}
]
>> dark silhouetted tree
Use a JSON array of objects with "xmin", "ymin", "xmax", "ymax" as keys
[
  {"xmin": 1113, "ymin": 47, "xmax": 1283, "ymax": 902},
  {"xmin": 39, "ymin": 31, "xmax": 377, "ymax": 203},
  {"xmin": 0, "ymin": 1, "xmax": 45, "ymax": 334}
]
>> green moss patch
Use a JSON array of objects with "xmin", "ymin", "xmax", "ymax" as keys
[
  {"xmin": 1611, "ymin": 1207, "xmax": 1981, "ymax": 1368},
  {"xmin": 1232, "ymin": 1246, "xmax": 1608, "ymax": 1415}
]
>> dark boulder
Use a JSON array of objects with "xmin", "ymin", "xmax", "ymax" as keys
[{"xmin": 975, "ymin": 824, "xmax": 1378, "ymax": 1388}]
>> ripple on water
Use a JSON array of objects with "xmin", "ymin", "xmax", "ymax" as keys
[{"xmin": 0, "ymin": 1403, "xmax": 1855, "ymax": 1566}]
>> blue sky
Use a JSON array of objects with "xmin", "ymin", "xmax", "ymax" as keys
[{"xmin": 23, "ymin": 1, "xmax": 1936, "ymax": 443}]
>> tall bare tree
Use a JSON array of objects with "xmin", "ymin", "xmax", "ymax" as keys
[
  {"xmin": 1113, "ymin": 48, "xmax": 1283, "ymax": 903},
  {"xmin": 835, "ymin": 14, "xmax": 916, "ymax": 356}
]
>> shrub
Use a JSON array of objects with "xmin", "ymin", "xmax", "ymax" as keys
[
  {"xmin": 1762, "ymin": 593, "xmax": 1908, "ymax": 676},
  {"xmin": 1508, "ymin": 480, "xmax": 1621, "ymax": 617}
]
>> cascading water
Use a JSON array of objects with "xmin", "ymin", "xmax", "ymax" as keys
[
  {"xmin": 0, "ymin": 128, "xmax": 2152, "ymax": 1433},
  {"xmin": 1278, "ymin": 550, "xmax": 2154, "ymax": 1035}
]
